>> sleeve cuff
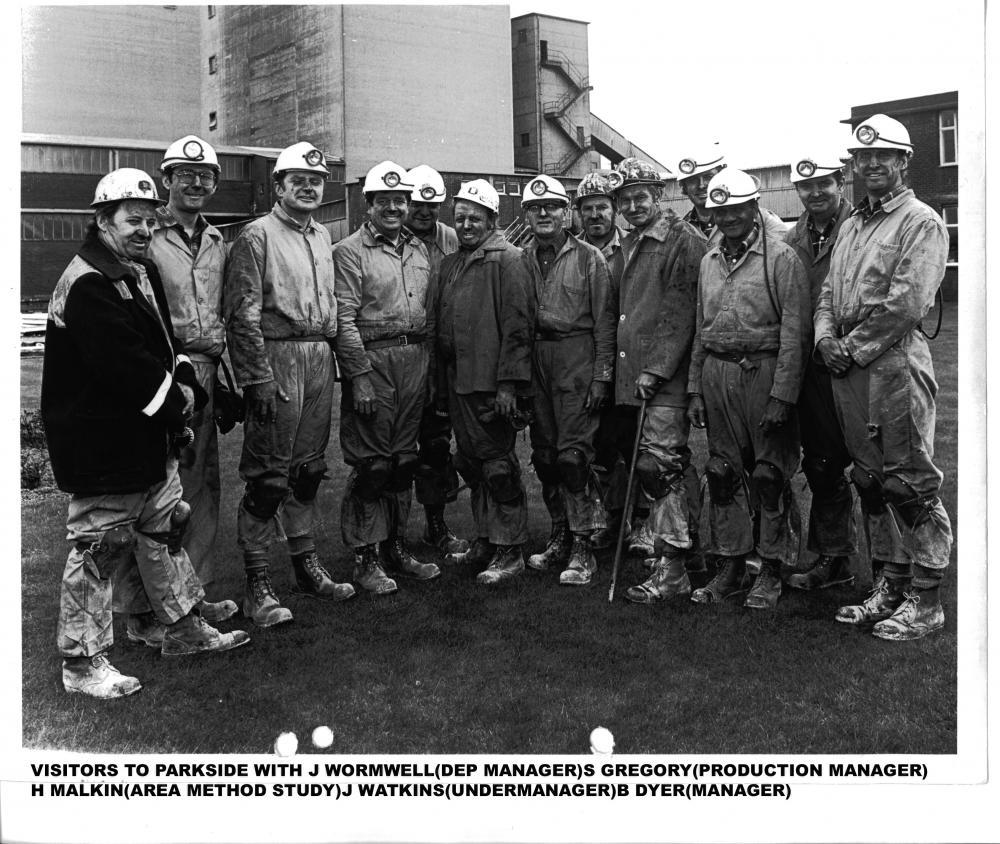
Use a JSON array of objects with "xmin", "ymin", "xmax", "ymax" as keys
[{"xmin": 141, "ymin": 372, "xmax": 173, "ymax": 417}]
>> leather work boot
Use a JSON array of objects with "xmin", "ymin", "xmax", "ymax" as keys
[
  {"xmin": 527, "ymin": 523, "xmax": 571, "ymax": 571},
  {"xmin": 476, "ymin": 545, "xmax": 525, "ymax": 585},
  {"xmin": 382, "ymin": 537, "xmax": 441, "ymax": 581},
  {"xmin": 292, "ymin": 552, "xmax": 356, "ymax": 600},
  {"xmin": 126, "ymin": 612, "xmax": 166, "ymax": 647},
  {"xmin": 445, "ymin": 536, "xmax": 494, "ymax": 566},
  {"xmin": 423, "ymin": 508, "xmax": 469, "ymax": 555},
  {"xmin": 161, "ymin": 612, "xmax": 251, "ymax": 657},
  {"xmin": 691, "ymin": 556, "xmax": 748, "ymax": 604},
  {"xmin": 744, "ymin": 559, "xmax": 783, "ymax": 610},
  {"xmin": 63, "ymin": 652, "xmax": 142, "ymax": 699},
  {"xmin": 353, "ymin": 545, "xmax": 398, "ymax": 595},
  {"xmin": 627, "ymin": 519, "xmax": 655, "ymax": 557},
  {"xmin": 243, "ymin": 569, "xmax": 294, "ymax": 628},
  {"xmin": 835, "ymin": 575, "xmax": 908, "ymax": 625},
  {"xmin": 872, "ymin": 587, "xmax": 945, "ymax": 641},
  {"xmin": 196, "ymin": 599, "xmax": 240, "ymax": 623},
  {"xmin": 625, "ymin": 555, "xmax": 692, "ymax": 604},
  {"xmin": 590, "ymin": 510, "xmax": 622, "ymax": 551},
  {"xmin": 559, "ymin": 534, "xmax": 597, "ymax": 586},
  {"xmin": 786, "ymin": 555, "xmax": 854, "ymax": 590}
]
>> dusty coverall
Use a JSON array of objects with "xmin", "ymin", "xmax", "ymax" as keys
[
  {"xmin": 785, "ymin": 200, "xmax": 857, "ymax": 557},
  {"xmin": 334, "ymin": 223, "xmax": 434, "ymax": 548},
  {"xmin": 435, "ymin": 232, "xmax": 534, "ymax": 545},
  {"xmin": 814, "ymin": 188, "xmax": 952, "ymax": 587},
  {"xmin": 408, "ymin": 222, "xmax": 461, "ymax": 511},
  {"xmin": 608, "ymin": 211, "xmax": 707, "ymax": 557},
  {"xmin": 689, "ymin": 229, "xmax": 810, "ymax": 565},
  {"xmin": 224, "ymin": 203, "xmax": 339, "ymax": 562},
  {"xmin": 523, "ymin": 234, "xmax": 615, "ymax": 533},
  {"xmin": 147, "ymin": 212, "xmax": 227, "ymax": 590}
]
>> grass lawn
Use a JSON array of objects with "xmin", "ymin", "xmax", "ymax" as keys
[{"xmin": 19, "ymin": 310, "xmax": 959, "ymax": 755}]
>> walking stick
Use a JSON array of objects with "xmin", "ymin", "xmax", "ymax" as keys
[{"xmin": 608, "ymin": 398, "xmax": 648, "ymax": 603}]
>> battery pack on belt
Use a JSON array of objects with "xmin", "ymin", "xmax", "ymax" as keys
[
  {"xmin": 364, "ymin": 333, "xmax": 426, "ymax": 350},
  {"xmin": 534, "ymin": 328, "xmax": 590, "ymax": 341}
]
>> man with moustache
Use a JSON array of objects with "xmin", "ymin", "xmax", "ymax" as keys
[
  {"xmin": 334, "ymin": 161, "xmax": 441, "ymax": 595},
  {"xmin": 783, "ymin": 152, "xmax": 857, "ymax": 591},
  {"xmin": 43, "ymin": 168, "xmax": 249, "ymax": 698},
  {"xmin": 225, "ymin": 142, "xmax": 355, "ymax": 627},
  {"xmin": 520, "ymin": 175, "xmax": 615, "ymax": 586},
  {"xmin": 815, "ymin": 114, "xmax": 952, "ymax": 640},
  {"xmin": 403, "ymin": 164, "xmax": 467, "ymax": 557}
]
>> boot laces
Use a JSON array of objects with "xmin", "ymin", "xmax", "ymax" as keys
[
  {"xmin": 251, "ymin": 572, "xmax": 278, "ymax": 602},
  {"xmin": 303, "ymin": 554, "xmax": 332, "ymax": 582},
  {"xmin": 90, "ymin": 652, "xmax": 112, "ymax": 670}
]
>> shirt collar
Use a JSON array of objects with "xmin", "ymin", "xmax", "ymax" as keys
[
  {"xmin": 271, "ymin": 202, "xmax": 319, "ymax": 233},
  {"xmin": 852, "ymin": 185, "xmax": 911, "ymax": 221},
  {"xmin": 719, "ymin": 222, "xmax": 760, "ymax": 265}
]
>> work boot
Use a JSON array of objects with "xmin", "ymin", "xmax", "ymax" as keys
[
  {"xmin": 627, "ymin": 519, "xmax": 655, "ymax": 557},
  {"xmin": 476, "ymin": 545, "xmax": 525, "ymax": 585},
  {"xmin": 787, "ymin": 555, "xmax": 854, "ymax": 590},
  {"xmin": 63, "ymin": 652, "xmax": 142, "ymax": 699},
  {"xmin": 353, "ymin": 544, "xmax": 398, "ymax": 595},
  {"xmin": 745, "ymin": 552, "xmax": 763, "ymax": 576},
  {"xmin": 590, "ymin": 510, "xmax": 622, "ymax": 550},
  {"xmin": 625, "ymin": 555, "xmax": 691, "ymax": 604},
  {"xmin": 559, "ymin": 534, "xmax": 597, "ymax": 586},
  {"xmin": 126, "ymin": 612, "xmax": 166, "ymax": 648},
  {"xmin": 423, "ymin": 508, "xmax": 469, "ymax": 555},
  {"xmin": 835, "ymin": 574, "xmax": 907, "ymax": 625},
  {"xmin": 161, "ymin": 612, "xmax": 251, "ymax": 657},
  {"xmin": 445, "ymin": 536, "xmax": 494, "ymax": 566},
  {"xmin": 691, "ymin": 556, "xmax": 748, "ymax": 604},
  {"xmin": 292, "ymin": 552, "xmax": 356, "ymax": 600},
  {"xmin": 872, "ymin": 587, "xmax": 945, "ymax": 641},
  {"xmin": 527, "ymin": 522, "xmax": 571, "ymax": 571},
  {"xmin": 382, "ymin": 537, "xmax": 441, "ymax": 580},
  {"xmin": 684, "ymin": 531, "xmax": 707, "ymax": 574},
  {"xmin": 243, "ymin": 569, "xmax": 294, "ymax": 628},
  {"xmin": 196, "ymin": 598, "xmax": 240, "ymax": 623},
  {"xmin": 744, "ymin": 559, "xmax": 783, "ymax": 610}
]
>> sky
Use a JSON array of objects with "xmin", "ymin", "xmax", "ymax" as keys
[{"xmin": 508, "ymin": 0, "xmax": 983, "ymax": 171}]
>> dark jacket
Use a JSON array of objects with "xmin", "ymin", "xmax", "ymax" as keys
[
  {"xmin": 784, "ymin": 199, "xmax": 853, "ymax": 315},
  {"xmin": 42, "ymin": 232, "xmax": 204, "ymax": 494}
]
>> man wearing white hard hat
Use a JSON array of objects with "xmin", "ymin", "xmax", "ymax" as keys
[
  {"xmin": 434, "ymin": 179, "xmax": 534, "ymax": 584},
  {"xmin": 403, "ymin": 165, "xmax": 467, "ymax": 557},
  {"xmin": 114, "ymin": 136, "xmax": 237, "ymax": 647},
  {"xmin": 225, "ymin": 141, "xmax": 354, "ymax": 628},
  {"xmin": 606, "ymin": 157, "xmax": 708, "ymax": 604},
  {"xmin": 334, "ymin": 161, "xmax": 441, "ymax": 596},
  {"xmin": 815, "ymin": 114, "xmax": 952, "ymax": 641},
  {"xmin": 687, "ymin": 168, "xmax": 810, "ymax": 610},
  {"xmin": 42, "ymin": 168, "xmax": 250, "ymax": 698},
  {"xmin": 783, "ymin": 153, "xmax": 857, "ymax": 592},
  {"xmin": 520, "ymin": 175, "xmax": 615, "ymax": 586}
]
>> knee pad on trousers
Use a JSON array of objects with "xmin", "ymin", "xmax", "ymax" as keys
[
  {"xmin": 354, "ymin": 456, "xmax": 393, "ymax": 501},
  {"xmin": 76, "ymin": 524, "xmax": 136, "ymax": 580},
  {"xmin": 557, "ymin": 448, "xmax": 589, "ymax": 493},
  {"xmin": 243, "ymin": 476, "xmax": 289, "ymax": 520},
  {"xmin": 705, "ymin": 456, "xmax": 738, "ymax": 505},
  {"xmin": 454, "ymin": 450, "xmax": 482, "ymax": 486},
  {"xmin": 636, "ymin": 452, "xmax": 674, "ymax": 499},
  {"xmin": 851, "ymin": 466, "xmax": 887, "ymax": 515},
  {"xmin": 883, "ymin": 475, "xmax": 936, "ymax": 528},
  {"xmin": 292, "ymin": 458, "xmax": 327, "ymax": 503},
  {"xmin": 418, "ymin": 435, "xmax": 451, "ymax": 470},
  {"xmin": 531, "ymin": 449, "xmax": 562, "ymax": 486},
  {"xmin": 483, "ymin": 455, "xmax": 522, "ymax": 504},
  {"xmin": 752, "ymin": 461, "xmax": 785, "ymax": 510},
  {"xmin": 387, "ymin": 453, "xmax": 419, "ymax": 493},
  {"xmin": 802, "ymin": 455, "xmax": 847, "ymax": 499}
]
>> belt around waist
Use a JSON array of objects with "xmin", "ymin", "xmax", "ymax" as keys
[
  {"xmin": 707, "ymin": 349, "xmax": 778, "ymax": 364},
  {"xmin": 534, "ymin": 328, "xmax": 590, "ymax": 341},
  {"xmin": 265, "ymin": 334, "xmax": 329, "ymax": 343},
  {"xmin": 364, "ymin": 333, "xmax": 427, "ymax": 350}
]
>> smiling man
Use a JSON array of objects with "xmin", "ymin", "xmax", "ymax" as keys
[
  {"xmin": 334, "ymin": 161, "xmax": 441, "ymax": 596},
  {"xmin": 815, "ymin": 114, "xmax": 952, "ymax": 641},
  {"xmin": 225, "ymin": 142, "xmax": 354, "ymax": 627}
]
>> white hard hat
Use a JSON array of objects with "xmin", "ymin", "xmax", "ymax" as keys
[
  {"xmin": 849, "ymin": 114, "xmax": 913, "ymax": 156},
  {"xmin": 522, "ymin": 174, "xmax": 569, "ymax": 206},
  {"xmin": 161, "ymin": 135, "xmax": 220, "ymax": 174},
  {"xmin": 363, "ymin": 160, "xmax": 413, "ymax": 195},
  {"xmin": 789, "ymin": 154, "xmax": 845, "ymax": 184},
  {"xmin": 454, "ymin": 179, "xmax": 500, "ymax": 215},
  {"xmin": 273, "ymin": 142, "xmax": 330, "ymax": 177},
  {"xmin": 407, "ymin": 165, "xmax": 446, "ymax": 203},
  {"xmin": 705, "ymin": 168, "xmax": 761, "ymax": 209},
  {"xmin": 675, "ymin": 145, "xmax": 726, "ymax": 180},
  {"xmin": 90, "ymin": 168, "xmax": 165, "ymax": 208}
]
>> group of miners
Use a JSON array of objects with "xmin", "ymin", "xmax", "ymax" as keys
[{"xmin": 41, "ymin": 110, "xmax": 953, "ymax": 700}]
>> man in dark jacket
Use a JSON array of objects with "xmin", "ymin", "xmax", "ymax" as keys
[{"xmin": 42, "ymin": 168, "xmax": 249, "ymax": 700}]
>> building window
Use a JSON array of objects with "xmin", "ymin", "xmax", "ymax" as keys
[
  {"xmin": 208, "ymin": 111, "xmax": 218, "ymax": 132},
  {"xmin": 492, "ymin": 178, "xmax": 506, "ymax": 195},
  {"xmin": 208, "ymin": 54, "xmax": 218, "ymax": 74},
  {"xmin": 508, "ymin": 182, "xmax": 520, "ymax": 195},
  {"xmin": 939, "ymin": 109, "xmax": 957, "ymax": 166},
  {"xmin": 207, "ymin": 5, "xmax": 216, "ymax": 18},
  {"xmin": 520, "ymin": 132, "xmax": 530, "ymax": 148},
  {"xmin": 942, "ymin": 204, "xmax": 958, "ymax": 266}
]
